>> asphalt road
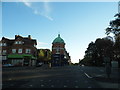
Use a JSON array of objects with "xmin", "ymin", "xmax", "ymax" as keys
[{"xmin": 2, "ymin": 65, "xmax": 119, "ymax": 89}]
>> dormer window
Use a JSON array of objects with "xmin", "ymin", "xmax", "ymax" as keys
[
  {"xmin": 15, "ymin": 41, "xmax": 22, "ymax": 44},
  {"xmin": 34, "ymin": 43, "xmax": 36, "ymax": 47}
]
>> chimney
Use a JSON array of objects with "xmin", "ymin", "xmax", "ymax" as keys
[
  {"xmin": 28, "ymin": 35, "xmax": 31, "ymax": 39},
  {"xmin": 15, "ymin": 35, "xmax": 18, "ymax": 39}
]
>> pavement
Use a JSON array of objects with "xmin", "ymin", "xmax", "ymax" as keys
[{"xmin": 81, "ymin": 66, "xmax": 120, "ymax": 88}]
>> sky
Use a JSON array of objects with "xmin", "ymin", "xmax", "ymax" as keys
[{"xmin": 1, "ymin": 1, "xmax": 118, "ymax": 63}]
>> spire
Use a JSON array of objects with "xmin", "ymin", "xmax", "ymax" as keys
[{"xmin": 58, "ymin": 34, "xmax": 60, "ymax": 37}]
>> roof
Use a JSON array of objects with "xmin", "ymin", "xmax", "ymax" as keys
[
  {"xmin": 1, "ymin": 35, "xmax": 37, "ymax": 45},
  {"xmin": 52, "ymin": 34, "xmax": 65, "ymax": 44}
]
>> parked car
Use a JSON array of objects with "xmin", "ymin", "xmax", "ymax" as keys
[{"xmin": 3, "ymin": 64, "xmax": 14, "ymax": 67}]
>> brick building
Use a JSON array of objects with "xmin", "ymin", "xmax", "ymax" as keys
[
  {"xmin": 51, "ymin": 34, "xmax": 71, "ymax": 66},
  {"xmin": 0, "ymin": 35, "xmax": 37, "ymax": 66}
]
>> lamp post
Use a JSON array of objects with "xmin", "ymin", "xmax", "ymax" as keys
[{"xmin": 104, "ymin": 56, "xmax": 111, "ymax": 78}]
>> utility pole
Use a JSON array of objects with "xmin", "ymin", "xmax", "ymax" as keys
[{"xmin": 118, "ymin": 1, "xmax": 120, "ymax": 13}]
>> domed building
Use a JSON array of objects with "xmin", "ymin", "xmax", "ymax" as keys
[{"xmin": 51, "ymin": 34, "xmax": 71, "ymax": 66}]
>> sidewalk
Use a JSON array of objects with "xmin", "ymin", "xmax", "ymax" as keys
[{"xmin": 91, "ymin": 67, "xmax": 120, "ymax": 88}]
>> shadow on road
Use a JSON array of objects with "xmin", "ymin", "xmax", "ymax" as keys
[{"xmin": 94, "ymin": 77, "xmax": 120, "ymax": 84}]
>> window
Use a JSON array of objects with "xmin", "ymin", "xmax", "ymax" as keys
[
  {"xmin": 3, "ymin": 50, "xmax": 7, "ymax": 54},
  {"xmin": 34, "ymin": 44, "xmax": 36, "ymax": 47},
  {"xmin": 18, "ymin": 49, "xmax": 22, "ymax": 53},
  {"xmin": 2, "ymin": 56, "xmax": 7, "ymax": 60},
  {"xmin": 12, "ymin": 49, "xmax": 16, "ymax": 53},
  {"xmin": 0, "ymin": 43, "xmax": 2, "ymax": 46},
  {"xmin": 0, "ymin": 50, "xmax": 1, "ymax": 54},
  {"xmin": 0, "ymin": 43, "xmax": 7, "ymax": 46},
  {"xmin": 3, "ymin": 43, "xmax": 7, "ymax": 46},
  {"xmin": 15, "ymin": 41, "xmax": 22, "ymax": 44},
  {"xmin": 26, "ymin": 49, "xmax": 31, "ymax": 53},
  {"xmin": 56, "ymin": 49, "xmax": 60, "ymax": 54},
  {"xmin": 19, "ymin": 41, "xmax": 22, "ymax": 44}
]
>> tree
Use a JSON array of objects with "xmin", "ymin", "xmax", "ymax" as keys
[
  {"xmin": 106, "ymin": 13, "xmax": 120, "ymax": 36},
  {"xmin": 95, "ymin": 37, "xmax": 114, "ymax": 65},
  {"xmin": 105, "ymin": 13, "xmax": 120, "ymax": 68},
  {"xmin": 83, "ymin": 37, "xmax": 114, "ymax": 66},
  {"xmin": 37, "ymin": 49, "xmax": 52, "ymax": 64}
]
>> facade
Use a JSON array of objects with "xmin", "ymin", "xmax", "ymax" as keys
[
  {"xmin": 51, "ymin": 34, "xmax": 71, "ymax": 66},
  {"xmin": 0, "ymin": 35, "xmax": 37, "ymax": 66}
]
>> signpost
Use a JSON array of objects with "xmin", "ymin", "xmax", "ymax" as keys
[{"xmin": 118, "ymin": 1, "xmax": 120, "ymax": 13}]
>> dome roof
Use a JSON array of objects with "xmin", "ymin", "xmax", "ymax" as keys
[{"xmin": 52, "ymin": 34, "xmax": 65, "ymax": 44}]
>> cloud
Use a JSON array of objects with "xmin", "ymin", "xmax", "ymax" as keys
[
  {"xmin": 36, "ymin": 41, "xmax": 50, "ymax": 49},
  {"xmin": 20, "ymin": 0, "xmax": 32, "ymax": 8},
  {"xmin": 20, "ymin": 0, "xmax": 53, "ymax": 21}
]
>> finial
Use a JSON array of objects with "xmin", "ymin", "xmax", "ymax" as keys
[
  {"xmin": 58, "ymin": 34, "xmax": 60, "ymax": 37},
  {"xmin": 58, "ymin": 31, "xmax": 60, "ymax": 37}
]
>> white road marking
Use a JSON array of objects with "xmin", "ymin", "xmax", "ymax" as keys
[
  {"xmin": 96, "ymin": 75, "xmax": 103, "ymax": 77},
  {"xmin": 8, "ymin": 78, "xmax": 12, "ymax": 80},
  {"xmin": 88, "ymin": 86, "xmax": 92, "ymax": 88},
  {"xmin": 84, "ymin": 73, "xmax": 92, "ymax": 78},
  {"xmin": 49, "ymin": 80, "xmax": 51, "ymax": 82},
  {"xmin": 75, "ymin": 80, "xmax": 78, "ymax": 82},
  {"xmin": 41, "ymin": 84, "xmax": 44, "ymax": 87},
  {"xmin": 64, "ymin": 85, "xmax": 67, "ymax": 87},
  {"xmin": 51, "ymin": 85, "xmax": 54, "ymax": 87},
  {"xmin": 75, "ymin": 86, "xmax": 79, "ymax": 88},
  {"xmin": 29, "ymin": 85, "xmax": 33, "ymax": 87}
]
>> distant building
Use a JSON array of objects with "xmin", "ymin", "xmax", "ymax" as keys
[
  {"xmin": 0, "ymin": 35, "xmax": 37, "ymax": 66},
  {"xmin": 51, "ymin": 34, "xmax": 71, "ymax": 66}
]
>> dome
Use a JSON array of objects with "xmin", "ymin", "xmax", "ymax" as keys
[{"xmin": 52, "ymin": 34, "xmax": 65, "ymax": 44}]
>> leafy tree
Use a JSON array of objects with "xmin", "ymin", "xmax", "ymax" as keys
[
  {"xmin": 37, "ymin": 49, "xmax": 52, "ymax": 63},
  {"xmin": 105, "ymin": 13, "xmax": 120, "ymax": 68},
  {"xmin": 95, "ymin": 37, "xmax": 114, "ymax": 65},
  {"xmin": 83, "ymin": 37, "xmax": 114, "ymax": 66},
  {"xmin": 106, "ymin": 13, "xmax": 120, "ymax": 36}
]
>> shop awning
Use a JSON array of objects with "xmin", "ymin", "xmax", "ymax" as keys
[{"xmin": 8, "ymin": 54, "xmax": 37, "ymax": 59}]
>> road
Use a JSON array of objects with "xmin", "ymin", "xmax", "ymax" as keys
[{"xmin": 2, "ymin": 65, "xmax": 120, "ymax": 89}]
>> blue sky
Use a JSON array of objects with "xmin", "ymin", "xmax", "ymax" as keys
[{"xmin": 2, "ymin": 2, "xmax": 118, "ymax": 63}]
